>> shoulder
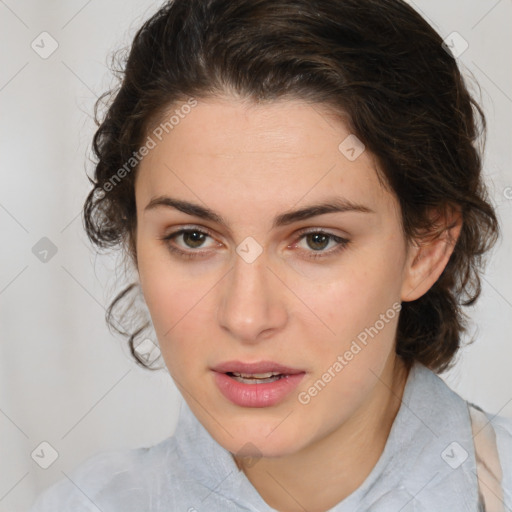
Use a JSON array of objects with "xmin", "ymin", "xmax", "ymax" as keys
[
  {"xmin": 29, "ymin": 437, "xmax": 178, "ymax": 511},
  {"xmin": 400, "ymin": 365, "xmax": 512, "ymax": 509},
  {"xmin": 485, "ymin": 410, "xmax": 512, "ymax": 506},
  {"xmin": 466, "ymin": 401, "xmax": 512, "ymax": 509}
]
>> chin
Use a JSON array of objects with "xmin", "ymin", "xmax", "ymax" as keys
[
  {"xmin": 213, "ymin": 416, "xmax": 307, "ymax": 458},
  {"xmin": 229, "ymin": 437, "xmax": 303, "ymax": 462}
]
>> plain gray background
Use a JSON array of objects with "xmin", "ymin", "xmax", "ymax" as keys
[{"xmin": 1, "ymin": 1, "xmax": 511, "ymax": 510}]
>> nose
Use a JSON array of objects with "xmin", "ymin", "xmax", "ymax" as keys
[{"xmin": 216, "ymin": 252, "xmax": 288, "ymax": 344}]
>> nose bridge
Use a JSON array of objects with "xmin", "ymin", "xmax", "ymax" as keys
[{"xmin": 216, "ymin": 250, "xmax": 287, "ymax": 342}]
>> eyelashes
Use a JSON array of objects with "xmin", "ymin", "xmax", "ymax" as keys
[{"xmin": 160, "ymin": 227, "xmax": 350, "ymax": 260}]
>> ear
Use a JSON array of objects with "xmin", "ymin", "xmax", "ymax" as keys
[{"xmin": 400, "ymin": 205, "xmax": 463, "ymax": 302}]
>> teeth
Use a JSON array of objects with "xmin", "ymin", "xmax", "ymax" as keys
[
  {"xmin": 232, "ymin": 372, "xmax": 285, "ymax": 384},
  {"xmin": 232, "ymin": 372, "xmax": 281, "ymax": 378}
]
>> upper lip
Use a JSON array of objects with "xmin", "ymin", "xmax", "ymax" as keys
[{"xmin": 212, "ymin": 360, "xmax": 305, "ymax": 375}]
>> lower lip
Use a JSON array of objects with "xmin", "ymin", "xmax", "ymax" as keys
[{"xmin": 212, "ymin": 371, "xmax": 305, "ymax": 408}]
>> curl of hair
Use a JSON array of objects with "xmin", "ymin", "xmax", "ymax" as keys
[{"xmin": 83, "ymin": 0, "xmax": 499, "ymax": 373}]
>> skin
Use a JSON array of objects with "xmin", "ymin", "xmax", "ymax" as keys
[{"xmin": 134, "ymin": 96, "xmax": 461, "ymax": 512}]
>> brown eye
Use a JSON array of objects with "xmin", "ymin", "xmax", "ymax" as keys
[
  {"xmin": 160, "ymin": 227, "xmax": 219, "ymax": 259},
  {"xmin": 294, "ymin": 230, "xmax": 350, "ymax": 260},
  {"xmin": 180, "ymin": 230, "xmax": 207, "ymax": 249},
  {"xmin": 305, "ymin": 233, "xmax": 331, "ymax": 251}
]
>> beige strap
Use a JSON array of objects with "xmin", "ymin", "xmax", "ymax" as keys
[{"xmin": 469, "ymin": 403, "xmax": 505, "ymax": 512}]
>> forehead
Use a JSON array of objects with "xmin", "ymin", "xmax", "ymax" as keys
[
  {"xmin": 144, "ymin": 97, "xmax": 360, "ymax": 160},
  {"xmin": 135, "ymin": 97, "xmax": 394, "ymax": 223}
]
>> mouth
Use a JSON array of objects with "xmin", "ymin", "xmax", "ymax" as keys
[
  {"xmin": 211, "ymin": 360, "xmax": 306, "ymax": 407},
  {"xmin": 226, "ymin": 371, "xmax": 288, "ymax": 384},
  {"xmin": 212, "ymin": 360, "xmax": 304, "ymax": 374},
  {"xmin": 212, "ymin": 360, "xmax": 305, "ymax": 380}
]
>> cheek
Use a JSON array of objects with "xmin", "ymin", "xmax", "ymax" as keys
[
  {"xmin": 137, "ymin": 247, "xmax": 172, "ymax": 321},
  {"xmin": 294, "ymin": 269, "xmax": 402, "ymax": 420},
  {"xmin": 290, "ymin": 244, "xmax": 404, "ymax": 400},
  {"xmin": 142, "ymin": 275, "xmax": 205, "ymax": 375},
  {"xmin": 297, "ymin": 249, "xmax": 403, "ymax": 341},
  {"xmin": 137, "ymin": 244, "xmax": 183, "ymax": 336},
  {"xmin": 136, "ymin": 246, "xmax": 216, "ymax": 372}
]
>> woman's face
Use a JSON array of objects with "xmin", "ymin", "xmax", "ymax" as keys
[{"xmin": 134, "ymin": 96, "xmax": 418, "ymax": 458}]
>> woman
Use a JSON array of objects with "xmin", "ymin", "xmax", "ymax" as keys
[{"xmin": 30, "ymin": 0, "xmax": 512, "ymax": 510}]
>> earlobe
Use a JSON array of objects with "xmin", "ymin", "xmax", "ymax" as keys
[{"xmin": 400, "ymin": 206, "xmax": 463, "ymax": 302}]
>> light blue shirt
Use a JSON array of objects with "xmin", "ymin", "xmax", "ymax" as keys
[{"xmin": 30, "ymin": 362, "xmax": 512, "ymax": 511}]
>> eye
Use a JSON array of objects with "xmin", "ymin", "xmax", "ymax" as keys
[
  {"xmin": 160, "ymin": 227, "xmax": 220, "ymax": 259},
  {"xmin": 160, "ymin": 226, "xmax": 350, "ymax": 260},
  {"xmin": 292, "ymin": 229, "xmax": 350, "ymax": 259}
]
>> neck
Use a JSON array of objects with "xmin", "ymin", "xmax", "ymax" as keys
[{"xmin": 235, "ymin": 356, "xmax": 411, "ymax": 512}]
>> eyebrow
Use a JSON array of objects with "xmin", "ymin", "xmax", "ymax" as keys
[{"xmin": 144, "ymin": 195, "xmax": 374, "ymax": 229}]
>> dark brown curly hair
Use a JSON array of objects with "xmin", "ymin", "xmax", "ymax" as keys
[{"xmin": 83, "ymin": 0, "xmax": 499, "ymax": 373}]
